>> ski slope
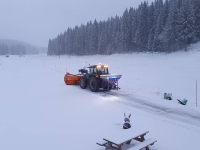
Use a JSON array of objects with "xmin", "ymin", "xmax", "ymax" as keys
[{"xmin": 0, "ymin": 42, "xmax": 200, "ymax": 150}]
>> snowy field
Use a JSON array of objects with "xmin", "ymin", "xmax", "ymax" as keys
[{"xmin": 0, "ymin": 42, "xmax": 200, "ymax": 150}]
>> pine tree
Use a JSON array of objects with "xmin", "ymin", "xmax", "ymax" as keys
[
  {"xmin": 107, "ymin": 17, "xmax": 115, "ymax": 54},
  {"xmin": 112, "ymin": 16, "xmax": 122, "ymax": 53},
  {"xmin": 177, "ymin": 0, "xmax": 196, "ymax": 51},
  {"xmin": 98, "ymin": 21, "xmax": 107, "ymax": 54},
  {"xmin": 73, "ymin": 26, "xmax": 80, "ymax": 55},
  {"xmin": 92, "ymin": 19, "xmax": 99, "ymax": 54},
  {"xmin": 85, "ymin": 22, "xmax": 91, "ymax": 55},
  {"xmin": 79, "ymin": 25, "xmax": 86, "ymax": 55},
  {"xmin": 131, "ymin": 8, "xmax": 139, "ymax": 52},
  {"xmin": 192, "ymin": 0, "xmax": 200, "ymax": 40},
  {"xmin": 68, "ymin": 28, "xmax": 74, "ymax": 55},
  {"xmin": 121, "ymin": 8, "xmax": 130, "ymax": 52},
  {"xmin": 147, "ymin": 2, "xmax": 156, "ymax": 52},
  {"xmin": 164, "ymin": 0, "xmax": 179, "ymax": 52},
  {"xmin": 148, "ymin": 26, "xmax": 155, "ymax": 52},
  {"xmin": 135, "ymin": 2, "xmax": 149, "ymax": 52},
  {"xmin": 163, "ymin": 0, "xmax": 170, "ymax": 26},
  {"xmin": 148, "ymin": 2, "xmax": 156, "ymax": 34}
]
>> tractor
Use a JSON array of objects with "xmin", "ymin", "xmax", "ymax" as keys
[{"xmin": 64, "ymin": 64, "xmax": 122, "ymax": 92}]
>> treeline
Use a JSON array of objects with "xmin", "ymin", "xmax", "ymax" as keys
[
  {"xmin": 0, "ymin": 39, "xmax": 40, "ymax": 55},
  {"xmin": 48, "ymin": 0, "xmax": 200, "ymax": 55},
  {"xmin": 0, "ymin": 44, "xmax": 26, "ymax": 55}
]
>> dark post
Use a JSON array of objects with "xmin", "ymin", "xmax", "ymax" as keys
[{"xmin": 196, "ymin": 80, "xmax": 198, "ymax": 107}]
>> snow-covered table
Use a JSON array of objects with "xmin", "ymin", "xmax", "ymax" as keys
[{"xmin": 97, "ymin": 129, "xmax": 156, "ymax": 150}]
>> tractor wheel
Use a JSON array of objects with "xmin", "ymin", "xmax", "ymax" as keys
[
  {"xmin": 89, "ymin": 76, "xmax": 99, "ymax": 92},
  {"xmin": 103, "ymin": 87, "xmax": 111, "ymax": 91},
  {"xmin": 80, "ymin": 77, "xmax": 87, "ymax": 89}
]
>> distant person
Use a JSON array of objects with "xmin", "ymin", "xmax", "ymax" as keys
[{"xmin": 123, "ymin": 113, "xmax": 131, "ymax": 129}]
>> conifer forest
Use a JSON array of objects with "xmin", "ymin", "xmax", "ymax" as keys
[{"xmin": 47, "ymin": 0, "xmax": 200, "ymax": 55}]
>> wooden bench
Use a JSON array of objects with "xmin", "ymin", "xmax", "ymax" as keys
[
  {"xmin": 127, "ymin": 138, "xmax": 157, "ymax": 150},
  {"xmin": 96, "ymin": 140, "xmax": 112, "ymax": 150},
  {"xmin": 97, "ymin": 140, "xmax": 107, "ymax": 146}
]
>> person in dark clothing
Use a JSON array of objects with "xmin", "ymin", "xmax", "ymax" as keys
[{"xmin": 123, "ymin": 113, "xmax": 131, "ymax": 129}]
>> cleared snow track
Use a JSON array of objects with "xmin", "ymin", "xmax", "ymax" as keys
[{"xmin": 99, "ymin": 90, "xmax": 200, "ymax": 131}]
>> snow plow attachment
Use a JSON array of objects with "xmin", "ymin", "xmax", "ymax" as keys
[{"xmin": 64, "ymin": 73, "xmax": 82, "ymax": 85}]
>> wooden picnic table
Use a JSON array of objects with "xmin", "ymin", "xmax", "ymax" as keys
[
  {"xmin": 103, "ymin": 130, "xmax": 149, "ymax": 150},
  {"xmin": 97, "ymin": 128, "xmax": 157, "ymax": 150}
]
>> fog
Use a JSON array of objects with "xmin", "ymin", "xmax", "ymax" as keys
[{"xmin": 0, "ymin": 0, "xmax": 153, "ymax": 47}]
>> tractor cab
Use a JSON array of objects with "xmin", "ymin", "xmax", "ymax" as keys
[{"xmin": 89, "ymin": 64, "xmax": 109, "ymax": 75}]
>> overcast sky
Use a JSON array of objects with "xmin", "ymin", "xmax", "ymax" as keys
[{"xmin": 0, "ymin": 0, "xmax": 153, "ymax": 47}]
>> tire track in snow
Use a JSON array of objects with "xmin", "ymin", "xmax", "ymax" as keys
[{"xmin": 98, "ymin": 90, "xmax": 200, "ymax": 131}]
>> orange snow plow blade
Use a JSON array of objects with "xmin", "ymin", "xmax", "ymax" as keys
[{"xmin": 64, "ymin": 72, "xmax": 82, "ymax": 85}]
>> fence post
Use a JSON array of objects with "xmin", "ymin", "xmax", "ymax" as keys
[{"xmin": 196, "ymin": 80, "xmax": 198, "ymax": 107}]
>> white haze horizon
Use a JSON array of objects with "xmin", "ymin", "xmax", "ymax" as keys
[{"xmin": 0, "ymin": 0, "xmax": 154, "ymax": 47}]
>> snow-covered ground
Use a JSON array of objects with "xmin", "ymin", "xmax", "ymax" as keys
[{"xmin": 0, "ymin": 42, "xmax": 200, "ymax": 150}]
